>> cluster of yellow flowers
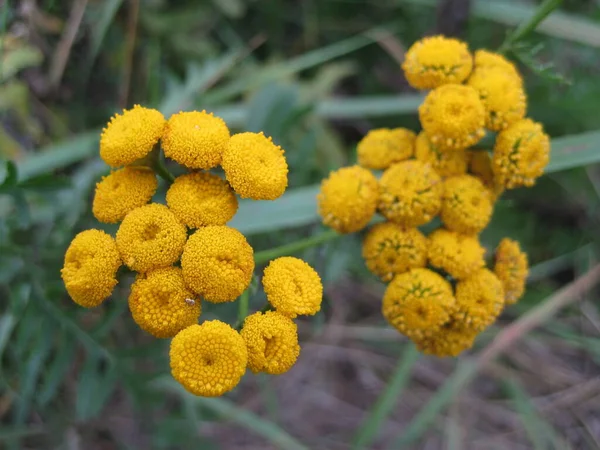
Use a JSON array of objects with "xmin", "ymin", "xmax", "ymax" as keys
[
  {"xmin": 61, "ymin": 106, "xmax": 323, "ymax": 396},
  {"xmin": 318, "ymin": 35, "xmax": 539, "ymax": 357}
]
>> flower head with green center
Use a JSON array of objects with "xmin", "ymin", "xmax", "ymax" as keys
[
  {"xmin": 129, "ymin": 267, "xmax": 201, "ymax": 338},
  {"xmin": 455, "ymin": 269, "xmax": 505, "ymax": 331},
  {"xmin": 262, "ymin": 257, "xmax": 323, "ymax": 318},
  {"xmin": 170, "ymin": 321, "xmax": 247, "ymax": 397},
  {"xmin": 100, "ymin": 105, "xmax": 165, "ymax": 167},
  {"xmin": 378, "ymin": 160, "xmax": 442, "ymax": 227},
  {"xmin": 116, "ymin": 203, "xmax": 187, "ymax": 273},
  {"xmin": 181, "ymin": 226, "xmax": 254, "ymax": 303},
  {"xmin": 414, "ymin": 131, "xmax": 469, "ymax": 178},
  {"xmin": 241, "ymin": 311, "xmax": 300, "ymax": 375},
  {"xmin": 413, "ymin": 318, "xmax": 478, "ymax": 357},
  {"xmin": 166, "ymin": 172, "xmax": 238, "ymax": 228},
  {"xmin": 468, "ymin": 151, "xmax": 504, "ymax": 201},
  {"xmin": 402, "ymin": 35, "xmax": 473, "ymax": 89},
  {"xmin": 419, "ymin": 84, "xmax": 486, "ymax": 152},
  {"xmin": 357, "ymin": 128, "xmax": 416, "ymax": 170},
  {"xmin": 61, "ymin": 229, "xmax": 121, "ymax": 308},
  {"xmin": 317, "ymin": 165, "xmax": 378, "ymax": 233},
  {"xmin": 162, "ymin": 111, "xmax": 230, "ymax": 170},
  {"xmin": 362, "ymin": 222, "xmax": 428, "ymax": 282},
  {"xmin": 428, "ymin": 228, "xmax": 486, "ymax": 279},
  {"xmin": 494, "ymin": 238, "xmax": 528, "ymax": 305},
  {"xmin": 441, "ymin": 174, "xmax": 493, "ymax": 235},
  {"xmin": 474, "ymin": 49, "xmax": 522, "ymax": 85}
]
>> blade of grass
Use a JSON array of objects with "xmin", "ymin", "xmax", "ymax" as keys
[
  {"xmin": 546, "ymin": 130, "xmax": 600, "ymax": 174},
  {"xmin": 84, "ymin": 0, "xmax": 124, "ymax": 77}
]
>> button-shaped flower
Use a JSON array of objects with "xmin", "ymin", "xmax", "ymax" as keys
[
  {"xmin": 454, "ymin": 269, "xmax": 505, "ymax": 331},
  {"xmin": 428, "ymin": 229, "xmax": 486, "ymax": 280},
  {"xmin": 357, "ymin": 128, "xmax": 415, "ymax": 170},
  {"xmin": 494, "ymin": 238, "xmax": 529, "ymax": 305}
]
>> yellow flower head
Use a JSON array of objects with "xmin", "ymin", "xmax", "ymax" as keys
[
  {"xmin": 382, "ymin": 268, "xmax": 455, "ymax": 340},
  {"xmin": 162, "ymin": 111, "xmax": 230, "ymax": 170},
  {"xmin": 474, "ymin": 49, "xmax": 522, "ymax": 85},
  {"xmin": 494, "ymin": 238, "xmax": 528, "ymax": 305},
  {"xmin": 170, "ymin": 321, "xmax": 247, "ymax": 397},
  {"xmin": 402, "ymin": 35, "xmax": 473, "ymax": 89},
  {"xmin": 468, "ymin": 150, "xmax": 505, "ymax": 201},
  {"xmin": 166, "ymin": 172, "xmax": 238, "ymax": 228},
  {"xmin": 317, "ymin": 165, "xmax": 378, "ymax": 233},
  {"xmin": 116, "ymin": 203, "xmax": 187, "ymax": 273},
  {"xmin": 378, "ymin": 160, "xmax": 442, "ymax": 227},
  {"xmin": 441, "ymin": 175, "xmax": 493, "ymax": 235},
  {"xmin": 129, "ymin": 267, "xmax": 201, "ymax": 338},
  {"xmin": 492, "ymin": 118, "xmax": 551, "ymax": 189},
  {"xmin": 221, "ymin": 132, "xmax": 288, "ymax": 200},
  {"xmin": 413, "ymin": 319, "xmax": 478, "ymax": 357},
  {"xmin": 262, "ymin": 257, "xmax": 323, "ymax": 318},
  {"xmin": 362, "ymin": 222, "xmax": 428, "ymax": 282},
  {"xmin": 241, "ymin": 311, "xmax": 300, "ymax": 375},
  {"xmin": 61, "ymin": 229, "xmax": 121, "ymax": 308},
  {"xmin": 181, "ymin": 226, "xmax": 254, "ymax": 303},
  {"xmin": 414, "ymin": 131, "xmax": 468, "ymax": 178},
  {"xmin": 419, "ymin": 84, "xmax": 486, "ymax": 152},
  {"xmin": 428, "ymin": 229, "xmax": 486, "ymax": 279},
  {"xmin": 92, "ymin": 167, "xmax": 158, "ymax": 224},
  {"xmin": 455, "ymin": 269, "xmax": 505, "ymax": 331},
  {"xmin": 100, "ymin": 105, "xmax": 165, "ymax": 167},
  {"xmin": 357, "ymin": 128, "xmax": 416, "ymax": 170}
]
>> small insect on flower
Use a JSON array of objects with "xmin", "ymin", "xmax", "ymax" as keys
[{"xmin": 185, "ymin": 298, "xmax": 196, "ymax": 306}]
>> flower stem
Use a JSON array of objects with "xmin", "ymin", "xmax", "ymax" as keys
[
  {"xmin": 238, "ymin": 289, "xmax": 249, "ymax": 324},
  {"xmin": 152, "ymin": 155, "xmax": 175, "ymax": 183},
  {"xmin": 254, "ymin": 229, "xmax": 341, "ymax": 265}
]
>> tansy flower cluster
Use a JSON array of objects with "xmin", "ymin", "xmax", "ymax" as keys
[
  {"xmin": 318, "ymin": 36, "xmax": 539, "ymax": 357},
  {"xmin": 61, "ymin": 106, "xmax": 323, "ymax": 397}
]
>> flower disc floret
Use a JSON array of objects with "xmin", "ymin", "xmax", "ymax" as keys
[
  {"xmin": 262, "ymin": 257, "xmax": 323, "ymax": 318},
  {"xmin": 170, "ymin": 321, "xmax": 247, "ymax": 397},
  {"xmin": 441, "ymin": 175, "xmax": 493, "ymax": 235},
  {"xmin": 413, "ymin": 319, "xmax": 478, "ymax": 357},
  {"xmin": 469, "ymin": 151, "xmax": 504, "ymax": 201},
  {"xmin": 100, "ymin": 105, "xmax": 165, "ymax": 167},
  {"xmin": 116, "ymin": 203, "xmax": 187, "ymax": 273},
  {"xmin": 241, "ymin": 311, "xmax": 300, "ymax": 375},
  {"xmin": 166, "ymin": 172, "xmax": 238, "ymax": 228},
  {"xmin": 414, "ymin": 131, "xmax": 468, "ymax": 178},
  {"xmin": 494, "ymin": 238, "xmax": 528, "ymax": 305},
  {"xmin": 428, "ymin": 229, "xmax": 485, "ymax": 279},
  {"xmin": 455, "ymin": 269, "xmax": 504, "ymax": 331},
  {"xmin": 317, "ymin": 165, "xmax": 378, "ymax": 233},
  {"xmin": 474, "ymin": 49, "xmax": 522, "ymax": 85},
  {"xmin": 181, "ymin": 226, "xmax": 254, "ymax": 303},
  {"xmin": 357, "ymin": 128, "xmax": 415, "ymax": 170}
]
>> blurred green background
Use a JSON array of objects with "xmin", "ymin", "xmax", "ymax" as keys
[{"xmin": 2, "ymin": 0, "xmax": 600, "ymax": 448}]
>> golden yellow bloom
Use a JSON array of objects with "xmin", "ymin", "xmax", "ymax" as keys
[
  {"xmin": 441, "ymin": 175, "xmax": 493, "ymax": 235},
  {"xmin": 382, "ymin": 268, "xmax": 455, "ymax": 340},
  {"xmin": 241, "ymin": 311, "xmax": 300, "ymax": 375},
  {"xmin": 129, "ymin": 267, "xmax": 201, "ymax": 338},
  {"xmin": 414, "ymin": 131, "xmax": 468, "ymax": 178},
  {"xmin": 61, "ymin": 229, "xmax": 121, "ymax": 308},
  {"xmin": 166, "ymin": 172, "xmax": 238, "ymax": 228},
  {"xmin": 221, "ymin": 132, "xmax": 288, "ymax": 200},
  {"xmin": 428, "ymin": 229, "xmax": 485, "ymax": 279},
  {"xmin": 262, "ymin": 257, "xmax": 323, "ymax": 318},
  {"xmin": 170, "ymin": 321, "xmax": 247, "ymax": 397},
  {"xmin": 378, "ymin": 160, "xmax": 442, "ymax": 227},
  {"xmin": 100, "ymin": 105, "xmax": 165, "ymax": 167},
  {"xmin": 492, "ymin": 118, "xmax": 551, "ymax": 189},
  {"xmin": 92, "ymin": 167, "xmax": 158, "ymax": 224},
  {"xmin": 181, "ymin": 226, "xmax": 254, "ymax": 303},
  {"xmin": 419, "ymin": 84, "xmax": 486, "ymax": 152},
  {"xmin": 362, "ymin": 222, "xmax": 428, "ymax": 282},
  {"xmin": 402, "ymin": 35, "xmax": 473, "ymax": 89},
  {"xmin": 468, "ymin": 151, "xmax": 504, "ymax": 201},
  {"xmin": 494, "ymin": 238, "xmax": 528, "ymax": 305},
  {"xmin": 413, "ymin": 319, "xmax": 478, "ymax": 357},
  {"xmin": 455, "ymin": 269, "xmax": 505, "ymax": 331},
  {"xmin": 474, "ymin": 49, "xmax": 522, "ymax": 85},
  {"xmin": 357, "ymin": 128, "xmax": 416, "ymax": 170},
  {"xmin": 116, "ymin": 203, "xmax": 187, "ymax": 273},
  {"xmin": 162, "ymin": 111, "xmax": 230, "ymax": 170},
  {"xmin": 317, "ymin": 165, "xmax": 378, "ymax": 233}
]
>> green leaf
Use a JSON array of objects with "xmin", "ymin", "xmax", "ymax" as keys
[
  {"xmin": 76, "ymin": 356, "xmax": 119, "ymax": 421},
  {"xmin": 38, "ymin": 335, "xmax": 76, "ymax": 408},
  {"xmin": 85, "ymin": 0, "xmax": 124, "ymax": 73},
  {"xmin": 546, "ymin": 130, "xmax": 600, "ymax": 174},
  {"xmin": 0, "ymin": 159, "xmax": 17, "ymax": 187}
]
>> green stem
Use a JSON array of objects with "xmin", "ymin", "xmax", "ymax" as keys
[
  {"xmin": 152, "ymin": 155, "xmax": 175, "ymax": 183},
  {"xmin": 237, "ymin": 289, "xmax": 249, "ymax": 324},
  {"xmin": 254, "ymin": 229, "xmax": 340, "ymax": 265}
]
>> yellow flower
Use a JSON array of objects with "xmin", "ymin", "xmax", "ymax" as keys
[
  {"xmin": 362, "ymin": 222, "xmax": 428, "ymax": 282},
  {"xmin": 100, "ymin": 105, "xmax": 165, "ymax": 167},
  {"xmin": 241, "ymin": 311, "xmax": 300, "ymax": 375},
  {"xmin": 170, "ymin": 321, "xmax": 247, "ymax": 397},
  {"xmin": 317, "ymin": 165, "xmax": 378, "ymax": 233},
  {"xmin": 116, "ymin": 203, "xmax": 187, "ymax": 273},
  {"xmin": 414, "ymin": 131, "xmax": 468, "ymax": 178},
  {"xmin": 428, "ymin": 229, "xmax": 485, "ymax": 279},
  {"xmin": 454, "ymin": 269, "xmax": 505, "ymax": 331},
  {"xmin": 494, "ymin": 238, "xmax": 528, "ymax": 305},
  {"xmin": 129, "ymin": 267, "xmax": 201, "ymax": 338},
  {"xmin": 382, "ymin": 268, "xmax": 455, "ymax": 340},
  {"xmin": 181, "ymin": 226, "xmax": 254, "ymax": 303},
  {"xmin": 474, "ymin": 49, "xmax": 522, "ymax": 85},
  {"xmin": 221, "ymin": 132, "xmax": 288, "ymax": 200},
  {"xmin": 492, "ymin": 118, "xmax": 551, "ymax": 189},
  {"xmin": 402, "ymin": 35, "xmax": 473, "ymax": 89},
  {"xmin": 166, "ymin": 172, "xmax": 238, "ymax": 228},
  {"xmin": 413, "ymin": 319, "xmax": 478, "ymax": 357},
  {"xmin": 162, "ymin": 111, "xmax": 230, "ymax": 170},
  {"xmin": 378, "ymin": 160, "xmax": 442, "ymax": 227},
  {"xmin": 357, "ymin": 128, "xmax": 416, "ymax": 170},
  {"xmin": 92, "ymin": 167, "xmax": 158, "ymax": 224},
  {"xmin": 61, "ymin": 229, "xmax": 121, "ymax": 308},
  {"xmin": 440, "ymin": 175, "xmax": 493, "ymax": 235},
  {"xmin": 262, "ymin": 257, "xmax": 323, "ymax": 318},
  {"xmin": 468, "ymin": 151, "xmax": 504, "ymax": 201},
  {"xmin": 419, "ymin": 84, "xmax": 486, "ymax": 152}
]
